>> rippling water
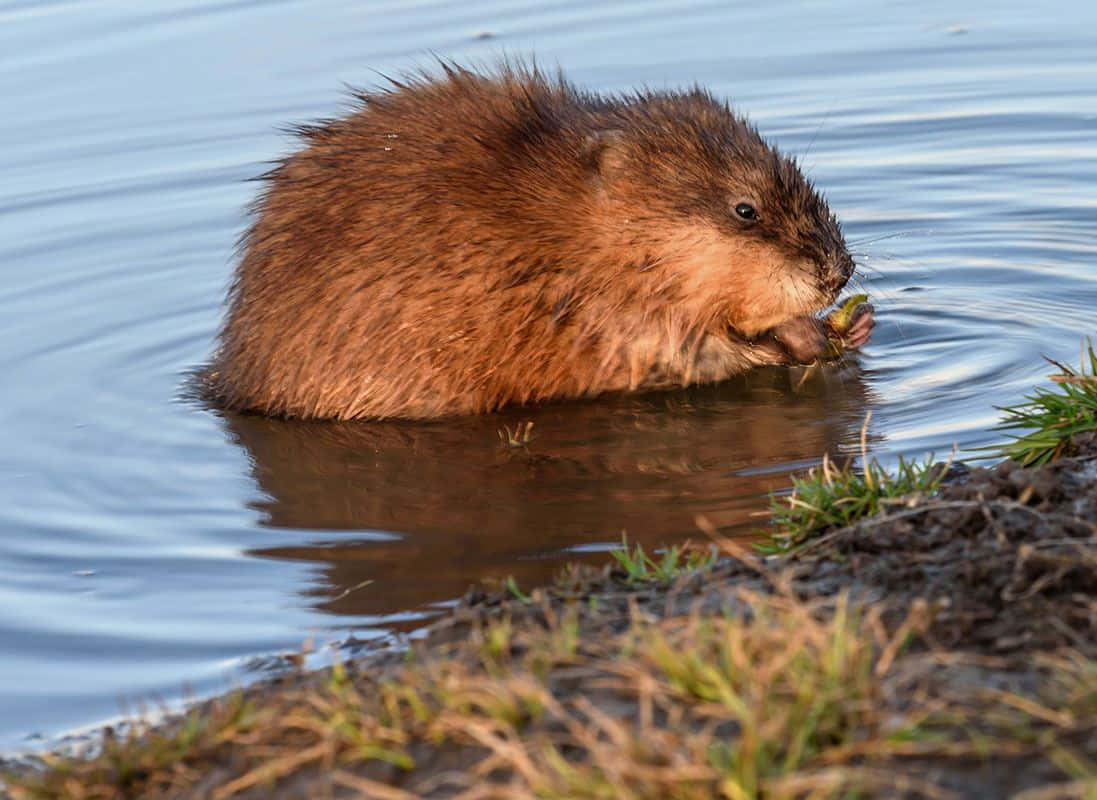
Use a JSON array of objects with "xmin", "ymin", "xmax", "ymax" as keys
[{"xmin": 2, "ymin": 0, "xmax": 1096, "ymax": 747}]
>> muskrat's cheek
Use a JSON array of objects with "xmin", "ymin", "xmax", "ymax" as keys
[{"xmin": 770, "ymin": 315, "xmax": 829, "ymax": 364}]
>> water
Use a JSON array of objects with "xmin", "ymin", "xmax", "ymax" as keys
[{"xmin": 2, "ymin": 0, "xmax": 1095, "ymax": 748}]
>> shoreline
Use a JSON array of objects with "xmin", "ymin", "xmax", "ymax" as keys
[{"xmin": 4, "ymin": 433, "xmax": 1096, "ymax": 799}]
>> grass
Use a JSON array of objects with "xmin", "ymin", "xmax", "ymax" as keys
[
  {"xmin": 10, "ymin": 580, "xmax": 1091, "ymax": 800},
  {"xmin": 1010, "ymin": 652, "xmax": 1097, "ymax": 800},
  {"xmin": 0, "ymin": 592, "xmax": 935, "ymax": 799},
  {"xmin": 993, "ymin": 341, "xmax": 1097, "ymax": 467},
  {"xmin": 4, "ymin": 693, "xmax": 263, "ymax": 800},
  {"xmin": 499, "ymin": 534, "xmax": 716, "ymax": 604},
  {"xmin": 6, "ymin": 547, "xmax": 1096, "ymax": 799},
  {"xmin": 610, "ymin": 534, "xmax": 717, "ymax": 583},
  {"xmin": 638, "ymin": 592, "xmax": 918, "ymax": 798},
  {"xmin": 765, "ymin": 337, "xmax": 1097, "ymax": 551},
  {"xmin": 762, "ymin": 413, "xmax": 950, "ymax": 552},
  {"xmin": 503, "ymin": 575, "xmax": 532, "ymax": 603},
  {"xmin": 764, "ymin": 338, "xmax": 1097, "ymax": 551}
]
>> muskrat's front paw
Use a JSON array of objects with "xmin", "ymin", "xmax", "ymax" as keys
[
  {"xmin": 769, "ymin": 315, "xmax": 829, "ymax": 365},
  {"xmin": 842, "ymin": 302, "xmax": 875, "ymax": 349}
]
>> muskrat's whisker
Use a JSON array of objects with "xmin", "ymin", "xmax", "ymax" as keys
[
  {"xmin": 850, "ymin": 272, "xmax": 903, "ymax": 309},
  {"xmin": 799, "ymin": 99, "xmax": 837, "ymax": 164},
  {"xmin": 845, "ymin": 276, "xmax": 888, "ymax": 309},
  {"xmin": 847, "ymin": 230, "xmax": 918, "ymax": 247}
]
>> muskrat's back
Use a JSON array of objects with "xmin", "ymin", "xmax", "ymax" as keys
[{"xmin": 208, "ymin": 63, "xmax": 862, "ymax": 420}]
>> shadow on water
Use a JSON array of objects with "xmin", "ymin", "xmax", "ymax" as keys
[{"xmin": 214, "ymin": 362, "xmax": 874, "ymax": 622}]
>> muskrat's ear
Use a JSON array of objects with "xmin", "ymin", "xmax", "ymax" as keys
[{"xmin": 582, "ymin": 129, "xmax": 628, "ymax": 185}]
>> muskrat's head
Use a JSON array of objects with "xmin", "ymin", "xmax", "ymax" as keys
[{"xmin": 587, "ymin": 90, "xmax": 854, "ymax": 337}]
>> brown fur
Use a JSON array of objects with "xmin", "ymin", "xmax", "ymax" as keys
[{"xmin": 207, "ymin": 62, "xmax": 858, "ymax": 420}]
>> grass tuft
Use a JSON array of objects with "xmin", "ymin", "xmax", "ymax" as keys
[
  {"xmin": 993, "ymin": 340, "xmax": 1097, "ymax": 466},
  {"xmin": 763, "ymin": 413, "xmax": 950, "ymax": 552},
  {"xmin": 643, "ymin": 591, "xmax": 894, "ymax": 797},
  {"xmin": 610, "ymin": 534, "xmax": 716, "ymax": 584}
]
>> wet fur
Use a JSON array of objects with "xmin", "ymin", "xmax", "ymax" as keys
[{"xmin": 208, "ymin": 62, "xmax": 857, "ymax": 419}]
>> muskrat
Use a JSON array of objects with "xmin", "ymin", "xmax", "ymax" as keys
[{"xmin": 207, "ymin": 62, "xmax": 873, "ymax": 420}]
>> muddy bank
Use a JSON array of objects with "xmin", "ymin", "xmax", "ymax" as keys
[{"xmin": 4, "ymin": 438, "xmax": 1096, "ymax": 799}]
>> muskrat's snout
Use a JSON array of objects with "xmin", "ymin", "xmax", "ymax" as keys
[{"xmin": 799, "ymin": 203, "xmax": 855, "ymax": 304}]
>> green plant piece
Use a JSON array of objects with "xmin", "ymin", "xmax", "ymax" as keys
[
  {"xmin": 825, "ymin": 293, "xmax": 870, "ymax": 357},
  {"xmin": 503, "ymin": 575, "xmax": 532, "ymax": 603},
  {"xmin": 476, "ymin": 616, "xmax": 514, "ymax": 669}
]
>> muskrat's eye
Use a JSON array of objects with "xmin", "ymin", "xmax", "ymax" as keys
[{"xmin": 734, "ymin": 202, "xmax": 758, "ymax": 221}]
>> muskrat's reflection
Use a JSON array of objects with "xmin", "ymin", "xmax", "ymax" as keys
[{"xmin": 221, "ymin": 365, "xmax": 871, "ymax": 621}]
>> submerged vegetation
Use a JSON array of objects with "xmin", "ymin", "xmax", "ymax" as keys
[{"xmin": 497, "ymin": 420, "xmax": 536, "ymax": 448}]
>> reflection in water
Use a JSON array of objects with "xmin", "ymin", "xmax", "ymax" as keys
[{"xmin": 220, "ymin": 364, "xmax": 872, "ymax": 620}]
